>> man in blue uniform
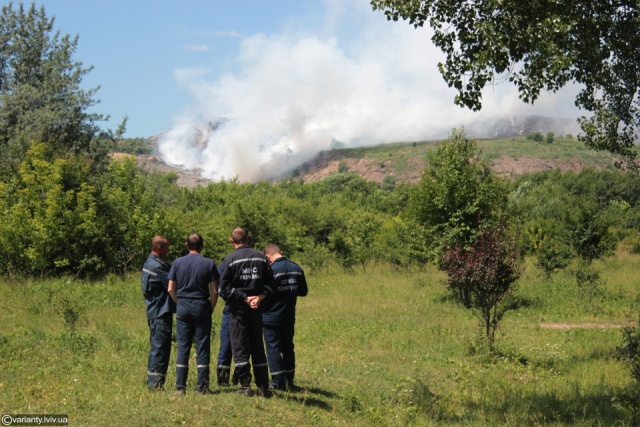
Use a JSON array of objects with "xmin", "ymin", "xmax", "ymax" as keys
[
  {"xmin": 219, "ymin": 227, "xmax": 274, "ymax": 396},
  {"xmin": 262, "ymin": 244, "xmax": 308, "ymax": 391},
  {"xmin": 216, "ymin": 257, "xmax": 237, "ymax": 387},
  {"xmin": 141, "ymin": 235, "xmax": 174, "ymax": 390},
  {"xmin": 168, "ymin": 233, "xmax": 219, "ymax": 395},
  {"xmin": 216, "ymin": 295, "xmax": 234, "ymax": 386}
]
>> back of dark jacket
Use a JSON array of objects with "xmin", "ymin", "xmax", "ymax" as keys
[
  {"xmin": 141, "ymin": 253, "xmax": 175, "ymax": 318},
  {"xmin": 219, "ymin": 245, "xmax": 273, "ymax": 307},
  {"xmin": 262, "ymin": 256, "xmax": 307, "ymax": 326}
]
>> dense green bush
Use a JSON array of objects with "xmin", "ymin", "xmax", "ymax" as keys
[
  {"xmin": 546, "ymin": 132, "xmax": 555, "ymax": 144},
  {"xmin": 2, "ymin": 138, "xmax": 639, "ymax": 279},
  {"xmin": 409, "ymin": 128, "xmax": 509, "ymax": 259},
  {"xmin": 536, "ymin": 235, "xmax": 573, "ymax": 278},
  {"xmin": 510, "ymin": 168, "xmax": 639, "ymax": 277},
  {"xmin": 527, "ymin": 132, "xmax": 544, "ymax": 142}
]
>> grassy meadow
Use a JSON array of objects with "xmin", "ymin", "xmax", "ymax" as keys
[{"xmin": 1, "ymin": 252, "xmax": 639, "ymax": 426}]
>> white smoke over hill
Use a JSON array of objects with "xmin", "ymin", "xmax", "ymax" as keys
[{"xmin": 158, "ymin": 0, "xmax": 582, "ymax": 182}]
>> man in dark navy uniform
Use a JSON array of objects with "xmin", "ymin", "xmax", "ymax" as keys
[
  {"xmin": 168, "ymin": 233, "xmax": 219, "ymax": 395},
  {"xmin": 215, "ymin": 290, "xmax": 234, "ymax": 386},
  {"xmin": 141, "ymin": 235, "xmax": 175, "ymax": 390},
  {"xmin": 262, "ymin": 244, "xmax": 308, "ymax": 391},
  {"xmin": 215, "ymin": 258, "xmax": 237, "ymax": 387},
  {"xmin": 219, "ymin": 227, "xmax": 274, "ymax": 396}
]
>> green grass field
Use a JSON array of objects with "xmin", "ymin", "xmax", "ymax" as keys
[{"xmin": 1, "ymin": 252, "xmax": 639, "ymax": 426}]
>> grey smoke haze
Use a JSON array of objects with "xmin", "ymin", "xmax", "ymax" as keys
[{"xmin": 158, "ymin": 0, "xmax": 582, "ymax": 182}]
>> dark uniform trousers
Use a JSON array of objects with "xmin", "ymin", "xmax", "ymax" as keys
[
  {"xmin": 216, "ymin": 304, "xmax": 235, "ymax": 385},
  {"xmin": 175, "ymin": 298, "xmax": 212, "ymax": 391},
  {"xmin": 263, "ymin": 323, "xmax": 296, "ymax": 388},
  {"xmin": 229, "ymin": 304, "xmax": 269, "ymax": 388},
  {"xmin": 147, "ymin": 313, "xmax": 173, "ymax": 388}
]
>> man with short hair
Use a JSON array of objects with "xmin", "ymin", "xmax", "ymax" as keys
[
  {"xmin": 141, "ymin": 235, "xmax": 174, "ymax": 390},
  {"xmin": 168, "ymin": 233, "xmax": 219, "ymax": 395},
  {"xmin": 262, "ymin": 243, "xmax": 308, "ymax": 391},
  {"xmin": 219, "ymin": 227, "xmax": 274, "ymax": 396}
]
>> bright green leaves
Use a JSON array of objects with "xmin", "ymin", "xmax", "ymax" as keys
[
  {"xmin": 0, "ymin": 142, "xmax": 99, "ymax": 276},
  {"xmin": 0, "ymin": 143, "xmax": 172, "ymax": 277},
  {"xmin": 409, "ymin": 128, "xmax": 509, "ymax": 256},
  {"xmin": 371, "ymin": 0, "xmax": 640, "ymax": 167}
]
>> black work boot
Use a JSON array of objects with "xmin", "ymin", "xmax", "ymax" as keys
[
  {"xmin": 237, "ymin": 377, "xmax": 252, "ymax": 396},
  {"xmin": 257, "ymin": 386, "xmax": 272, "ymax": 398}
]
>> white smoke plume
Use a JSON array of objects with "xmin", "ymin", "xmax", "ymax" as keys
[{"xmin": 158, "ymin": 0, "xmax": 582, "ymax": 182}]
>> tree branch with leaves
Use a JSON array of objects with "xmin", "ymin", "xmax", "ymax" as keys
[{"xmin": 371, "ymin": 0, "xmax": 640, "ymax": 169}]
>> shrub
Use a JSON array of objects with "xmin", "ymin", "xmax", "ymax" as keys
[
  {"xmin": 617, "ymin": 320, "xmax": 640, "ymax": 426},
  {"xmin": 337, "ymin": 160, "xmax": 349, "ymax": 173},
  {"xmin": 527, "ymin": 132, "xmax": 544, "ymax": 142},
  {"xmin": 381, "ymin": 175, "xmax": 396, "ymax": 191},
  {"xmin": 546, "ymin": 132, "xmax": 555, "ymax": 144},
  {"xmin": 409, "ymin": 128, "xmax": 508, "ymax": 257},
  {"xmin": 440, "ymin": 222, "xmax": 521, "ymax": 349},
  {"xmin": 574, "ymin": 262, "xmax": 604, "ymax": 301},
  {"xmin": 536, "ymin": 236, "xmax": 573, "ymax": 278}
]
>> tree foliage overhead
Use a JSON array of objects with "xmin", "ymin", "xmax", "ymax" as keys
[
  {"xmin": 0, "ymin": 2, "xmax": 105, "ymax": 174},
  {"xmin": 371, "ymin": 0, "xmax": 640, "ymax": 169}
]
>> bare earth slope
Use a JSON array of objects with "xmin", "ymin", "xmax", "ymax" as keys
[
  {"xmin": 121, "ymin": 136, "xmax": 623, "ymax": 187},
  {"xmin": 287, "ymin": 137, "xmax": 621, "ymax": 184}
]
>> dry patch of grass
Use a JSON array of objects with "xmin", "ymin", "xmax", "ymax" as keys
[{"xmin": 540, "ymin": 322, "xmax": 631, "ymax": 330}]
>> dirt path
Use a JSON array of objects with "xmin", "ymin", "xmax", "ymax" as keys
[{"xmin": 539, "ymin": 323, "xmax": 631, "ymax": 330}]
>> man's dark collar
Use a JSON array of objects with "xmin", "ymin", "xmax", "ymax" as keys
[{"xmin": 150, "ymin": 253, "xmax": 167, "ymax": 264}]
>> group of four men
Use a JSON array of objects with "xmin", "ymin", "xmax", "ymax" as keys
[{"xmin": 140, "ymin": 227, "xmax": 308, "ymax": 396}]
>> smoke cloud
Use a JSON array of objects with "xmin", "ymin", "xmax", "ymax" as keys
[{"xmin": 158, "ymin": 0, "xmax": 582, "ymax": 182}]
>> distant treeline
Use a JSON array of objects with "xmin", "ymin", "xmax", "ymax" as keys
[
  {"xmin": 115, "ymin": 137, "xmax": 156, "ymax": 155},
  {"xmin": 1, "ymin": 137, "xmax": 639, "ymax": 279}
]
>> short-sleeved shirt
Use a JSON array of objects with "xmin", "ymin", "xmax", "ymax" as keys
[
  {"xmin": 168, "ymin": 252, "xmax": 219, "ymax": 299},
  {"xmin": 141, "ymin": 253, "xmax": 175, "ymax": 318},
  {"xmin": 262, "ymin": 256, "xmax": 307, "ymax": 326}
]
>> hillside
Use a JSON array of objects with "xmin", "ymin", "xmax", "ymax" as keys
[
  {"xmin": 117, "ymin": 135, "xmax": 623, "ymax": 187},
  {"xmin": 292, "ymin": 136, "xmax": 623, "ymax": 184}
]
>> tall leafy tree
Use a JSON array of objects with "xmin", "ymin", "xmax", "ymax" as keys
[
  {"xmin": 371, "ymin": 0, "xmax": 640, "ymax": 169},
  {"xmin": 0, "ymin": 2, "xmax": 106, "ymax": 176},
  {"xmin": 409, "ymin": 128, "xmax": 509, "ymax": 255},
  {"xmin": 409, "ymin": 128, "xmax": 511, "ymax": 305}
]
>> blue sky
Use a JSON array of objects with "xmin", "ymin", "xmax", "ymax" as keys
[
  {"xmin": 36, "ymin": 0, "xmax": 582, "ymax": 180},
  {"xmin": 40, "ymin": 0, "xmax": 323, "ymax": 137}
]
